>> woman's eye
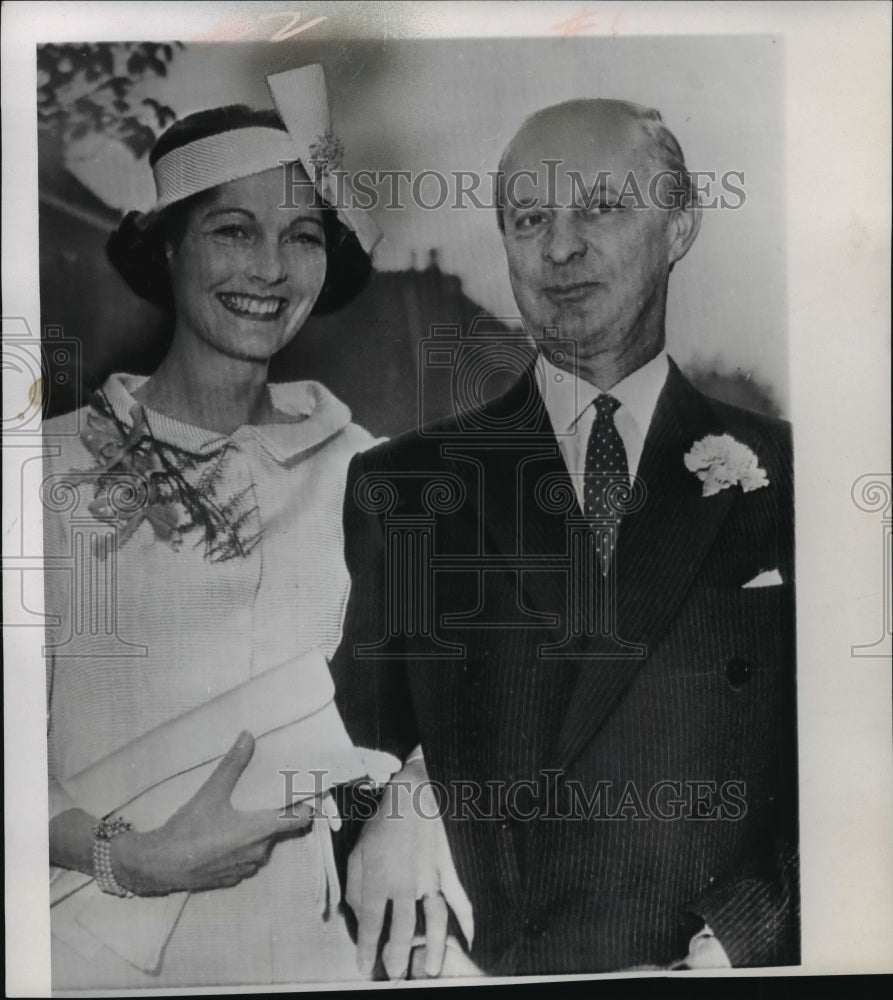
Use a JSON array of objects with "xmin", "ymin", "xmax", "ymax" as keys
[
  {"xmin": 212, "ymin": 224, "xmax": 250, "ymax": 240},
  {"xmin": 284, "ymin": 230, "xmax": 324, "ymax": 247}
]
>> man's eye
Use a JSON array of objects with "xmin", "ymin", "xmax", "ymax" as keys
[
  {"xmin": 514, "ymin": 212, "xmax": 548, "ymax": 231},
  {"xmin": 581, "ymin": 202, "xmax": 622, "ymax": 217}
]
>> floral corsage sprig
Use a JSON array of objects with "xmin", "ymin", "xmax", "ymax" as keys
[
  {"xmin": 684, "ymin": 434, "xmax": 769, "ymax": 497},
  {"xmin": 78, "ymin": 390, "xmax": 260, "ymax": 562},
  {"xmin": 309, "ymin": 131, "xmax": 344, "ymax": 177}
]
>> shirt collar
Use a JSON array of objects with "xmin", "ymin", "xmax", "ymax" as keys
[
  {"xmin": 535, "ymin": 349, "xmax": 669, "ymax": 439},
  {"xmin": 100, "ymin": 373, "xmax": 353, "ymax": 463}
]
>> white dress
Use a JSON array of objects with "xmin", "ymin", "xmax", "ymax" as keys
[{"xmin": 43, "ymin": 373, "xmax": 377, "ymax": 989}]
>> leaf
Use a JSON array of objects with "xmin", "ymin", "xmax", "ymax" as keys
[
  {"xmin": 123, "ymin": 124, "xmax": 157, "ymax": 159},
  {"xmin": 98, "ymin": 46, "xmax": 114, "ymax": 77},
  {"xmin": 116, "ymin": 510, "xmax": 146, "ymax": 547},
  {"xmin": 67, "ymin": 46, "xmax": 88, "ymax": 71},
  {"xmin": 145, "ymin": 503, "xmax": 180, "ymax": 539},
  {"xmin": 99, "ymin": 76, "xmax": 131, "ymax": 98}
]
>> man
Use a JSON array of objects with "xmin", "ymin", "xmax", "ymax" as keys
[{"xmin": 331, "ymin": 99, "xmax": 797, "ymax": 976}]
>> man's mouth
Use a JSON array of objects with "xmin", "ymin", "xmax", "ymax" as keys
[
  {"xmin": 217, "ymin": 293, "xmax": 287, "ymax": 320},
  {"xmin": 544, "ymin": 281, "xmax": 600, "ymax": 303}
]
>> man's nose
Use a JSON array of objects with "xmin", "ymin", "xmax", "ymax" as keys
[
  {"xmin": 249, "ymin": 239, "xmax": 287, "ymax": 284},
  {"xmin": 543, "ymin": 213, "xmax": 587, "ymax": 265}
]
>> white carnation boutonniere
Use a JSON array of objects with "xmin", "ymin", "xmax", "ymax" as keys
[{"xmin": 684, "ymin": 434, "xmax": 769, "ymax": 497}]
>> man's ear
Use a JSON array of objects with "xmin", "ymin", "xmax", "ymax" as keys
[{"xmin": 667, "ymin": 201, "xmax": 702, "ymax": 267}]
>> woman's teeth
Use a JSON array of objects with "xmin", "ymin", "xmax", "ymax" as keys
[{"xmin": 217, "ymin": 293, "xmax": 286, "ymax": 318}]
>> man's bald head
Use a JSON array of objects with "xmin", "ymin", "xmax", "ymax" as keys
[
  {"xmin": 496, "ymin": 99, "xmax": 693, "ymax": 229},
  {"xmin": 496, "ymin": 97, "xmax": 702, "ymax": 389}
]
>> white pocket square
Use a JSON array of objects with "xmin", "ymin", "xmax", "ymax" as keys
[{"xmin": 742, "ymin": 568, "xmax": 783, "ymax": 588}]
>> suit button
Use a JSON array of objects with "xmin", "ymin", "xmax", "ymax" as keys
[{"xmin": 725, "ymin": 656, "xmax": 752, "ymax": 689}]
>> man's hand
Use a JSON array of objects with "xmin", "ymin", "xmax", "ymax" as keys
[
  {"xmin": 346, "ymin": 757, "xmax": 474, "ymax": 979},
  {"xmin": 681, "ymin": 931, "xmax": 732, "ymax": 969},
  {"xmin": 670, "ymin": 927, "xmax": 733, "ymax": 970}
]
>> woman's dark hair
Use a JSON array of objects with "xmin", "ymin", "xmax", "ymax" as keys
[{"xmin": 106, "ymin": 104, "xmax": 371, "ymax": 315}]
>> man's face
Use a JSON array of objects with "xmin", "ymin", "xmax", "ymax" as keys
[{"xmin": 500, "ymin": 105, "xmax": 694, "ymax": 367}]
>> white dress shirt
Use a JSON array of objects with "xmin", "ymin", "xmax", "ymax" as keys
[{"xmin": 534, "ymin": 349, "xmax": 670, "ymax": 511}]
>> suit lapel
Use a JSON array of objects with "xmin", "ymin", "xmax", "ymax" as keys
[
  {"xmin": 554, "ymin": 361, "xmax": 736, "ymax": 770},
  {"xmin": 462, "ymin": 370, "xmax": 575, "ymax": 629}
]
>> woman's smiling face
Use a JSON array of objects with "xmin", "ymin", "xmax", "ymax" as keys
[{"xmin": 167, "ymin": 164, "xmax": 326, "ymax": 364}]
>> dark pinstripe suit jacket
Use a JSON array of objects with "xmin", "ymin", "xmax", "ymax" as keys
[{"xmin": 331, "ymin": 358, "xmax": 798, "ymax": 974}]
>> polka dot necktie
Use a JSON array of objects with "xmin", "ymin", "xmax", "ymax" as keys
[{"xmin": 583, "ymin": 393, "xmax": 629, "ymax": 567}]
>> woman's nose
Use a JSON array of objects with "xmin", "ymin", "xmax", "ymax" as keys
[
  {"xmin": 543, "ymin": 212, "xmax": 587, "ymax": 265},
  {"xmin": 249, "ymin": 239, "xmax": 287, "ymax": 284}
]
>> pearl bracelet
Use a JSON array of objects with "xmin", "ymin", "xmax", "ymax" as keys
[{"xmin": 92, "ymin": 816, "xmax": 135, "ymax": 898}]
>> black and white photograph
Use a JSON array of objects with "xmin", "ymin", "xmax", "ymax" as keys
[{"xmin": 2, "ymin": 2, "xmax": 891, "ymax": 994}]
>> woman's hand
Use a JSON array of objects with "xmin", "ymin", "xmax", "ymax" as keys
[{"xmin": 112, "ymin": 730, "xmax": 314, "ymax": 895}]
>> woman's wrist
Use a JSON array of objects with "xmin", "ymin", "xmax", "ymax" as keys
[
  {"xmin": 49, "ymin": 809, "xmax": 153, "ymax": 896},
  {"xmin": 109, "ymin": 830, "xmax": 160, "ymax": 897},
  {"xmin": 49, "ymin": 808, "xmax": 99, "ymax": 876}
]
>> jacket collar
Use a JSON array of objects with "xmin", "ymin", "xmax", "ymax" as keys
[{"xmin": 100, "ymin": 373, "xmax": 353, "ymax": 464}]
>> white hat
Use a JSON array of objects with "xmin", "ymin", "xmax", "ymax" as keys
[{"xmin": 148, "ymin": 63, "xmax": 381, "ymax": 253}]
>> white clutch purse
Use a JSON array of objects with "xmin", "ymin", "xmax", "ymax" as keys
[{"xmin": 50, "ymin": 647, "xmax": 400, "ymax": 972}]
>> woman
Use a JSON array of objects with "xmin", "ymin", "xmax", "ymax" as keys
[{"xmin": 43, "ymin": 64, "xmax": 395, "ymax": 989}]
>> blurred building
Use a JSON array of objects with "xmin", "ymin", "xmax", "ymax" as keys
[{"xmin": 273, "ymin": 249, "xmax": 519, "ymax": 437}]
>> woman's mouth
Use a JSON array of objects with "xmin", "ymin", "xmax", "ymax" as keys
[{"xmin": 217, "ymin": 293, "xmax": 287, "ymax": 320}]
